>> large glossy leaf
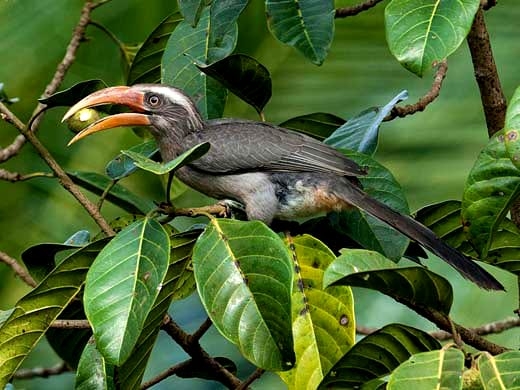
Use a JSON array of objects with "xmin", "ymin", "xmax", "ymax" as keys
[
  {"xmin": 0, "ymin": 240, "xmax": 107, "ymax": 387},
  {"xmin": 121, "ymin": 142, "xmax": 210, "ymax": 175},
  {"xmin": 280, "ymin": 113, "xmax": 346, "ymax": 141},
  {"xmin": 478, "ymin": 351, "xmax": 520, "ymax": 389},
  {"xmin": 329, "ymin": 150, "xmax": 410, "ymax": 261},
  {"xmin": 325, "ymin": 90, "xmax": 408, "ymax": 155},
  {"xmin": 21, "ymin": 242, "xmax": 80, "ymax": 282},
  {"xmin": 75, "ymin": 339, "xmax": 115, "ymax": 390},
  {"xmin": 69, "ymin": 171, "xmax": 155, "ymax": 214},
  {"xmin": 193, "ymin": 219, "xmax": 295, "ymax": 371},
  {"xmin": 323, "ymin": 249, "xmax": 453, "ymax": 314},
  {"xmin": 38, "ymin": 79, "xmax": 107, "ymax": 107},
  {"xmin": 105, "ymin": 140, "xmax": 158, "ymax": 180},
  {"xmin": 462, "ymin": 130, "xmax": 520, "ymax": 258},
  {"xmin": 387, "ymin": 348, "xmax": 464, "ymax": 389},
  {"xmin": 208, "ymin": 0, "xmax": 248, "ymax": 61},
  {"xmin": 84, "ymin": 217, "xmax": 170, "ymax": 365},
  {"xmin": 385, "ymin": 0, "xmax": 480, "ymax": 76},
  {"xmin": 319, "ymin": 324, "xmax": 440, "ymax": 388},
  {"xmin": 196, "ymin": 54, "xmax": 271, "ymax": 115},
  {"xmin": 278, "ymin": 235, "xmax": 355, "ymax": 389},
  {"xmin": 127, "ymin": 13, "xmax": 183, "ymax": 85},
  {"xmin": 117, "ymin": 231, "xmax": 199, "ymax": 388},
  {"xmin": 162, "ymin": 7, "xmax": 233, "ymax": 119},
  {"xmin": 266, "ymin": 0, "xmax": 335, "ymax": 65}
]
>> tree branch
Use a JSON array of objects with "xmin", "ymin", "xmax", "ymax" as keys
[
  {"xmin": 141, "ymin": 360, "xmax": 192, "ymax": 390},
  {"xmin": 51, "ymin": 319, "xmax": 91, "ymax": 329},
  {"xmin": 335, "ymin": 0, "xmax": 384, "ymax": 18},
  {"xmin": 236, "ymin": 368, "xmax": 265, "ymax": 390},
  {"xmin": 161, "ymin": 315, "xmax": 242, "ymax": 389},
  {"xmin": 0, "ymin": 251, "xmax": 37, "ymax": 288},
  {"xmin": 14, "ymin": 362, "xmax": 71, "ymax": 379},
  {"xmin": 467, "ymin": 6, "xmax": 506, "ymax": 136},
  {"xmin": 0, "ymin": 169, "xmax": 54, "ymax": 182},
  {"xmin": 385, "ymin": 60, "xmax": 448, "ymax": 121}
]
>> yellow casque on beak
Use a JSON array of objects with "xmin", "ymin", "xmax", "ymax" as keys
[{"xmin": 62, "ymin": 86, "xmax": 151, "ymax": 145}]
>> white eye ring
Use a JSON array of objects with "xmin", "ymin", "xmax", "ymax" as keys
[{"xmin": 148, "ymin": 94, "xmax": 160, "ymax": 106}]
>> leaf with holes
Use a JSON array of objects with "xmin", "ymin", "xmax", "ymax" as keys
[
  {"xmin": 196, "ymin": 54, "xmax": 271, "ymax": 115},
  {"xmin": 385, "ymin": 0, "xmax": 480, "ymax": 76},
  {"xmin": 127, "ymin": 13, "xmax": 183, "ymax": 85},
  {"xmin": 75, "ymin": 339, "xmax": 115, "ymax": 390},
  {"xmin": 387, "ymin": 348, "xmax": 464, "ymax": 389},
  {"xmin": 117, "ymin": 230, "xmax": 199, "ymax": 388},
  {"xmin": 193, "ymin": 219, "xmax": 294, "ymax": 370},
  {"xmin": 266, "ymin": 0, "xmax": 335, "ymax": 65},
  {"xmin": 323, "ymin": 249, "xmax": 453, "ymax": 314},
  {"xmin": 319, "ymin": 324, "xmax": 441, "ymax": 388},
  {"xmin": 329, "ymin": 150, "xmax": 410, "ymax": 261},
  {"xmin": 325, "ymin": 90, "xmax": 408, "ymax": 155},
  {"xmin": 478, "ymin": 351, "xmax": 520, "ymax": 389},
  {"xmin": 84, "ymin": 217, "xmax": 170, "ymax": 365},
  {"xmin": 278, "ymin": 235, "xmax": 355, "ymax": 389},
  {"xmin": 162, "ymin": 5, "xmax": 237, "ymax": 118},
  {"xmin": 121, "ymin": 142, "xmax": 210, "ymax": 175},
  {"xmin": 280, "ymin": 113, "xmax": 346, "ymax": 141},
  {"xmin": 0, "ymin": 240, "xmax": 107, "ymax": 388},
  {"xmin": 462, "ymin": 130, "xmax": 520, "ymax": 258}
]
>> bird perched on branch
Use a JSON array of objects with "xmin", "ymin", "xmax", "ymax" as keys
[{"xmin": 63, "ymin": 84, "xmax": 503, "ymax": 291}]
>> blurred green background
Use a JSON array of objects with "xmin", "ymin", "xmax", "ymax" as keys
[{"xmin": 1, "ymin": 0, "xmax": 519, "ymax": 388}]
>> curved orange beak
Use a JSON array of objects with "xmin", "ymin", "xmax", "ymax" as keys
[{"xmin": 62, "ymin": 86, "xmax": 151, "ymax": 145}]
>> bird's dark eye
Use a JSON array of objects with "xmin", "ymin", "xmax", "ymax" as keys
[{"xmin": 147, "ymin": 94, "xmax": 161, "ymax": 107}]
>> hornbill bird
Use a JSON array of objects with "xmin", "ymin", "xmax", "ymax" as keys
[{"xmin": 63, "ymin": 84, "xmax": 504, "ymax": 291}]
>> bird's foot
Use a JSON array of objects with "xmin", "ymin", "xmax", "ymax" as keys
[{"xmin": 216, "ymin": 199, "xmax": 246, "ymax": 219}]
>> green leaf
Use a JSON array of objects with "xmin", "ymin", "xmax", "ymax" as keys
[
  {"xmin": 193, "ymin": 219, "xmax": 295, "ymax": 371},
  {"xmin": 162, "ymin": 7, "xmax": 234, "ymax": 119},
  {"xmin": 64, "ymin": 230, "xmax": 91, "ymax": 246},
  {"xmin": 504, "ymin": 86, "xmax": 520, "ymax": 168},
  {"xmin": 127, "ymin": 12, "xmax": 183, "ymax": 85},
  {"xmin": 121, "ymin": 142, "xmax": 210, "ymax": 175},
  {"xmin": 196, "ymin": 54, "xmax": 272, "ymax": 115},
  {"xmin": 0, "ymin": 240, "xmax": 107, "ymax": 388},
  {"xmin": 84, "ymin": 217, "xmax": 170, "ymax": 365},
  {"xmin": 385, "ymin": 0, "xmax": 480, "ymax": 76},
  {"xmin": 461, "ymin": 130, "xmax": 520, "ymax": 258},
  {"xmin": 478, "ymin": 351, "xmax": 520, "ymax": 389},
  {"xmin": 323, "ymin": 249, "xmax": 453, "ymax": 314},
  {"xmin": 280, "ymin": 113, "xmax": 346, "ymax": 141},
  {"xmin": 21, "ymin": 243, "xmax": 80, "ymax": 283},
  {"xmin": 75, "ymin": 339, "xmax": 115, "ymax": 390},
  {"xmin": 325, "ymin": 90, "xmax": 408, "ymax": 155},
  {"xmin": 278, "ymin": 235, "xmax": 355, "ymax": 389},
  {"xmin": 105, "ymin": 140, "xmax": 158, "ymax": 180},
  {"xmin": 266, "ymin": 0, "xmax": 335, "ymax": 65},
  {"xmin": 208, "ymin": 0, "xmax": 248, "ymax": 61},
  {"xmin": 38, "ymin": 80, "xmax": 107, "ymax": 107},
  {"xmin": 329, "ymin": 150, "xmax": 410, "ymax": 261},
  {"xmin": 0, "ymin": 83, "xmax": 19, "ymax": 105},
  {"xmin": 69, "ymin": 171, "xmax": 156, "ymax": 214},
  {"xmin": 178, "ymin": 0, "xmax": 204, "ymax": 27},
  {"xmin": 117, "ymin": 230, "xmax": 199, "ymax": 388},
  {"xmin": 387, "ymin": 348, "xmax": 465, "ymax": 389},
  {"xmin": 319, "ymin": 324, "xmax": 440, "ymax": 388}
]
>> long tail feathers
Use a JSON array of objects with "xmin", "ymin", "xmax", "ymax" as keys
[{"xmin": 341, "ymin": 184, "xmax": 504, "ymax": 291}]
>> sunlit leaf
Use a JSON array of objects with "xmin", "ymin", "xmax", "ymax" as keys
[
  {"xmin": 84, "ymin": 217, "xmax": 170, "ymax": 365},
  {"xmin": 193, "ymin": 219, "xmax": 295, "ymax": 370},
  {"xmin": 385, "ymin": 0, "xmax": 480, "ymax": 76},
  {"xmin": 121, "ymin": 142, "xmax": 210, "ymax": 175},
  {"xmin": 478, "ymin": 351, "xmax": 520, "ymax": 389},
  {"xmin": 323, "ymin": 249, "xmax": 453, "ymax": 314},
  {"xmin": 319, "ymin": 324, "xmax": 440, "ymax": 388},
  {"xmin": 387, "ymin": 348, "xmax": 464, "ymax": 389},
  {"xmin": 266, "ymin": 0, "xmax": 335, "ymax": 65},
  {"xmin": 196, "ymin": 54, "xmax": 271, "ymax": 115}
]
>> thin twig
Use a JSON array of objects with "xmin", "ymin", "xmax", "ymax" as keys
[
  {"xmin": 190, "ymin": 317, "xmax": 213, "ymax": 342},
  {"xmin": 236, "ymin": 368, "xmax": 265, "ymax": 390},
  {"xmin": 51, "ymin": 319, "xmax": 91, "ymax": 329},
  {"xmin": 161, "ymin": 315, "xmax": 242, "ymax": 389},
  {"xmin": 140, "ymin": 360, "xmax": 192, "ymax": 389},
  {"xmin": 335, "ymin": 0, "xmax": 384, "ymax": 18},
  {"xmin": 13, "ymin": 361, "xmax": 71, "ymax": 379},
  {"xmin": 385, "ymin": 60, "xmax": 448, "ymax": 121},
  {"xmin": 0, "ymin": 251, "xmax": 37, "ymax": 288},
  {"xmin": 0, "ymin": 169, "xmax": 54, "ymax": 182},
  {"xmin": 97, "ymin": 180, "xmax": 117, "ymax": 211}
]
